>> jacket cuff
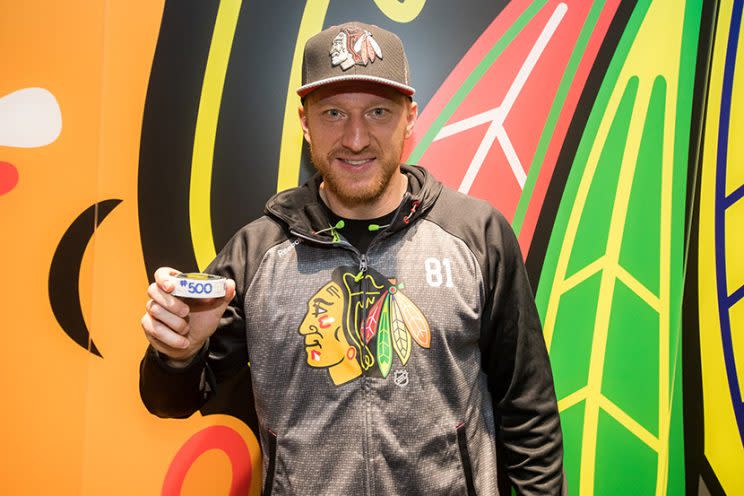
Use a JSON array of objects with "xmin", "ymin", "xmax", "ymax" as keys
[{"xmin": 149, "ymin": 340, "xmax": 210, "ymax": 374}]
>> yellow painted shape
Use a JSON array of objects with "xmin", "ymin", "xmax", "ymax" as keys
[
  {"xmin": 190, "ymin": 0, "xmax": 242, "ymax": 270},
  {"xmin": 558, "ymin": 386, "xmax": 587, "ymax": 412},
  {"xmin": 616, "ymin": 264, "xmax": 660, "ymax": 313},
  {"xmin": 276, "ymin": 0, "xmax": 330, "ymax": 193},
  {"xmin": 726, "ymin": 198, "xmax": 744, "ymax": 293},
  {"xmin": 373, "ymin": 0, "xmax": 427, "ymax": 23},
  {"xmin": 599, "ymin": 395, "xmax": 659, "ymax": 452},
  {"xmin": 698, "ymin": 1, "xmax": 744, "ymax": 493},
  {"xmin": 727, "ymin": 19, "xmax": 744, "ymax": 196},
  {"xmin": 560, "ymin": 256, "xmax": 605, "ymax": 294},
  {"xmin": 541, "ymin": 0, "xmax": 686, "ymax": 493},
  {"xmin": 730, "ymin": 300, "xmax": 744, "ymax": 404}
]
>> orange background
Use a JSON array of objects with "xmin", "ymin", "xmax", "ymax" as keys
[{"xmin": 0, "ymin": 2, "xmax": 260, "ymax": 494}]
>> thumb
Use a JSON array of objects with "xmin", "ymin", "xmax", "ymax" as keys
[{"xmin": 220, "ymin": 278, "xmax": 236, "ymax": 306}]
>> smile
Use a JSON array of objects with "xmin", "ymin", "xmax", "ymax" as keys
[{"xmin": 337, "ymin": 157, "xmax": 374, "ymax": 166}]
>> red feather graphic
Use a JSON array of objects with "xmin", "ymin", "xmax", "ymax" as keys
[{"xmin": 364, "ymin": 289, "xmax": 387, "ymax": 343}]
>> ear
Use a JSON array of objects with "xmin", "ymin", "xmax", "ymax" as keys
[
  {"xmin": 404, "ymin": 100, "xmax": 418, "ymax": 139},
  {"xmin": 298, "ymin": 104, "xmax": 312, "ymax": 145}
]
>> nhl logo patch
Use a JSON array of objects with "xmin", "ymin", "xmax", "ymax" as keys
[{"xmin": 330, "ymin": 27, "xmax": 383, "ymax": 71}]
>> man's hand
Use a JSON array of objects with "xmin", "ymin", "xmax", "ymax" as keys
[{"xmin": 141, "ymin": 267, "xmax": 236, "ymax": 365}]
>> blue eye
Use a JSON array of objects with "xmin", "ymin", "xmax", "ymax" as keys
[{"xmin": 324, "ymin": 109, "xmax": 342, "ymax": 119}]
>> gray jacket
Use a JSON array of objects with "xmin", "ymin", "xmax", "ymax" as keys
[{"xmin": 140, "ymin": 165, "xmax": 564, "ymax": 495}]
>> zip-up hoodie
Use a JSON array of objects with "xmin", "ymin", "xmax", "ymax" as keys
[{"xmin": 140, "ymin": 165, "xmax": 565, "ymax": 495}]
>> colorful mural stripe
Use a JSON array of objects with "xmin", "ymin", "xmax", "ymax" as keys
[{"xmin": 699, "ymin": 0, "xmax": 744, "ymax": 494}]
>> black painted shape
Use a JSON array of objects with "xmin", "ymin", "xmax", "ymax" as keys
[
  {"xmin": 700, "ymin": 456, "xmax": 726, "ymax": 496},
  {"xmin": 526, "ymin": 0, "xmax": 638, "ymax": 290},
  {"xmin": 138, "ymin": 0, "xmax": 220, "ymax": 280},
  {"xmin": 211, "ymin": 0, "xmax": 306, "ymax": 251},
  {"xmin": 49, "ymin": 199, "xmax": 122, "ymax": 358},
  {"xmin": 682, "ymin": 157, "xmax": 706, "ymax": 496},
  {"xmin": 683, "ymin": 1, "xmax": 721, "ymax": 494}
]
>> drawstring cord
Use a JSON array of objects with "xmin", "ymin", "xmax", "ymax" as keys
[
  {"xmin": 314, "ymin": 220, "xmax": 345, "ymax": 243},
  {"xmin": 403, "ymin": 200, "xmax": 420, "ymax": 224}
]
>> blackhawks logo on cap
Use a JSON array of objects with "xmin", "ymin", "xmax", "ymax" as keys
[{"xmin": 330, "ymin": 27, "xmax": 383, "ymax": 71}]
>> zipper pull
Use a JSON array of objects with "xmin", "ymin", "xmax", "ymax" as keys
[{"xmin": 354, "ymin": 254, "xmax": 368, "ymax": 282}]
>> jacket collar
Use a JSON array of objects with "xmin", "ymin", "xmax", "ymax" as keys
[{"xmin": 265, "ymin": 164, "xmax": 443, "ymax": 242}]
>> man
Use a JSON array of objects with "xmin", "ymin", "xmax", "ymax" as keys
[{"xmin": 140, "ymin": 21, "xmax": 565, "ymax": 495}]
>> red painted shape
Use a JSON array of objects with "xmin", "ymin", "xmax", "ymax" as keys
[
  {"xmin": 162, "ymin": 425, "xmax": 252, "ymax": 496},
  {"xmin": 318, "ymin": 314, "xmax": 332, "ymax": 329},
  {"xmin": 0, "ymin": 161, "xmax": 19, "ymax": 195},
  {"xmin": 405, "ymin": 0, "xmax": 621, "ymax": 256}
]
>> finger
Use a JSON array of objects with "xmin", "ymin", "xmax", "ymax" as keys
[
  {"xmin": 154, "ymin": 267, "xmax": 181, "ymax": 292},
  {"xmin": 147, "ymin": 282, "xmax": 190, "ymax": 318},
  {"xmin": 141, "ymin": 312, "xmax": 189, "ymax": 350},
  {"xmin": 224, "ymin": 278, "xmax": 236, "ymax": 301},
  {"xmin": 146, "ymin": 299, "xmax": 190, "ymax": 336}
]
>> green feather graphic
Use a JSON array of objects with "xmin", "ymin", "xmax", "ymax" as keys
[{"xmin": 377, "ymin": 295, "xmax": 393, "ymax": 378}]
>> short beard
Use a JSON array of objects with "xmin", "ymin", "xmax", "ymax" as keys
[{"xmin": 309, "ymin": 145, "xmax": 400, "ymax": 207}]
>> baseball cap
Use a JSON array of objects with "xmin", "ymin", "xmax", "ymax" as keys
[{"xmin": 297, "ymin": 21, "xmax": 415, "ymax": 98}]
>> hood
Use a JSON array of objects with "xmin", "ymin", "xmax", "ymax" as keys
[{"xmin": 264, "ymin": 164, "xmax": 443, "ymax": 243}]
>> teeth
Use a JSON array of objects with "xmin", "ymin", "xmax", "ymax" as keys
[{"xmin": 343, "ymin": 158, "xmax": 371, "ymax": 165}]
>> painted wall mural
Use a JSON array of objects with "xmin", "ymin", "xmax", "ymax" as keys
[{"xmin": 1, "ymin": 0, "xmax": 741, "ymax": 494}]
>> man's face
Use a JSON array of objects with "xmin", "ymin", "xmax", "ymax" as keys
[
  {"xmin": 298, "ymin": 281, "xmax": 348, "ymax": 368},
  {"xmin": 299, "ymin": 81, "xmax": 417, "ymax": 208}
]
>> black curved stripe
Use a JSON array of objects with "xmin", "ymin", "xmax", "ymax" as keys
[
  {"xmin": 48, "ymin": 199, "xmax": 122, "ymax": 357},
  {"xmin": 138, "ymin": 0, "xmax": 220, "ymax": 279},
  {"xmin": 682, "ymin": 0, "xmax": 719, "ymax": 492}
]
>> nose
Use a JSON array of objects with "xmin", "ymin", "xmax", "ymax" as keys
[
  {"xmin": 299, "ymin": 318, "xmax": 318, "ymax": 335},
  {"xmin": 341, "ymin": 114, "xmax": 371, "ymax": 153}
]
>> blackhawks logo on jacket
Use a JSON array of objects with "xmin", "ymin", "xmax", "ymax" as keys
[{"xmin": 298, "ymin": 266, "xmax": 430, "ymax": 386}]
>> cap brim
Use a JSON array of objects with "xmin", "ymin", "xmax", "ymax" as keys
[{"xmin": 297, "ymin": 75, "xmax": 415, "ymax": 98}]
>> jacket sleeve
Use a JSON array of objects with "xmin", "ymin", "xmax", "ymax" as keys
[
  {"xmin": 139, "ymin": 230, "xmax": 251, "ymax": 419},
  {"xmin": 480, "ymin": 211, "xmax": 566, "ymax": 495}
]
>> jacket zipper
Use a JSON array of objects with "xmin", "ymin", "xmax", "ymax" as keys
[
  {"xmin": 287, "ymin": 228, "xmax": 375, "ymax": 494},
  {"xmin": 289, "ymin": 199, "xmax": 415, "ymax": 496},
  {"xmin": 357, "ymin": 252, "xmax": 373, "ymax": 496}
]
